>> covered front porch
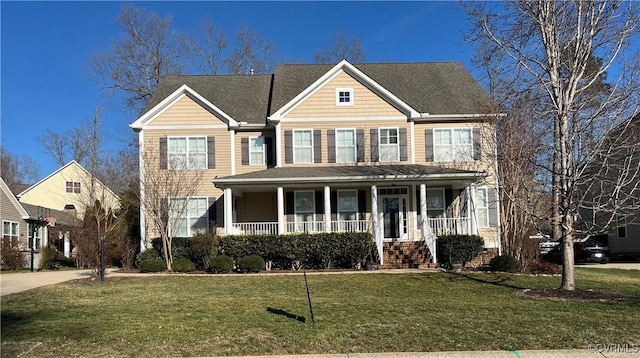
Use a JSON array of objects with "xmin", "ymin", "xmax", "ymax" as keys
[{"xmin": 213, "ymin": 165, "xmax": 489, "ymax": 265}]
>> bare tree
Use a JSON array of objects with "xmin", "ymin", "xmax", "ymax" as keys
[
  {"xmin": 189, "ymin": 16, "xmax": 228, "ymax": 75},
  {"xmin": 0, "ymin": 147, "xmax": 40, "ymax": 192},
  {"xmin": 89, "ymin": 4, "xmax": 190, "ymax": 112},
  {"xmin": 37, "ymin": 123, "xmax": 93, "ymax": 168},
  {"xmin": 225, "ymin": 24, "xmax": 277, "ymax": 74},
  {"xmin": 314, "ymin": 30, "xmax": 366, "ymax": 64},
  {"xmin": 138, "ymin": 150, "xmax": 204, "ymax": 271},
  {"xmin": 465, "ymin": 1, "xmax": 640, "ymax": 290}
]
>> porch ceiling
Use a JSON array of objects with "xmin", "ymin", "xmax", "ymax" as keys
[{"xmin": 213, "ymin": 164, "xmax": 487, "ymax": 189}]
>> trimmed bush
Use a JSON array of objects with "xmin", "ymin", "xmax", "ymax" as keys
[
  {"xmin": 139, "ymin": 258, "xmax": 166, "ymax": 272},
  {"xmin": 41, "ymin": 245, "xmax": 57, "ymax": 270},
  {"xmin": 210, "ymin": 255, "xmax": 234, "ymax": 273},
  {"xmin": 238, "ymin": 255, "xmax": 265, "ymax": 272},
  {"xmin": 489, "ymin": 255, "xmax": 520, "ymax": 273},
  {"xmin": 135, "ymin": 249, "xmax": 161, "ymax": 268},
  {"xmin": 172, "ymin": 258, "xmax": 196, "ymax": 272},
  {"xmin": 437, "ymin": 235, "xmax": 484, "ymax": 269},
  {"xmin": 1, "ymin": 238, "xmax": 27, "ymax": 270}
]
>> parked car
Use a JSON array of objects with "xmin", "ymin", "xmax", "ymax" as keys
[{"xmin": 544, "ymin": 238, "xmax": 610, "ymax": 264}]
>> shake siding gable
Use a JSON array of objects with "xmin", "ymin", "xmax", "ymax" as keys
[{"xmin": 149, "ymin": 95, "xmax": 225, "ymax": 126}]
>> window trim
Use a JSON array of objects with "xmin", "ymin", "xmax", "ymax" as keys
[
  {"xmin": 167, "ymin": 135, "xmax": 208, "ymax": 170},
  {"xmin": 426, "ymin": 188, "xmax": 446, "ymax": 219},
  {"xmin": 475, "ymin": 187, "xmax": 489, "ymax": 228},
  {"xmin": 433, "ymin": 128, "xmax": 473, "ymax": 162},
  {"xmin": 379, "ymin": 127, "xmax": 400, "ymax": 162},
  {"xmin": 335, "ymin": 88, "xmax": 354, "ymax": 106},
  {"xmin": 169, "ymin": 197, "xmax": 209, "ymax": 237},
  {"xmin": 335, "ymin": 128, "xmax": 357, "ymax": 163},
  {"xmin": 293, "ymin": 129, "xmax": 314, "ymax": 164},
  {"xmin": 66, "ymin": 181, "xmax": 81, "ymax": 194},
  {"xmin": 337, "ymin": 190, "xmax": 358, "ymax": 220},
  {"xmin": 249, "ymin": 136, "xmax": 266, "ymax": 166},
  {"xmin": 617, "ymin": 214, "xmax": 627, "ymax": 239},
  {"xmin": 3, "ymin": 220, "xmax": 19, "ymax": 247},
  {"xmin": 294, "ymin": 190, "xmax": 316, "ymax": 227}
]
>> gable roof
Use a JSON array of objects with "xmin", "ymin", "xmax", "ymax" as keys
[
  {"xmin": 0, "ymin": 177, "xmax": 29, "ymax": 219},
  {"xmin": 17, "ymin": 160, "xmax": 119, "ymax": 200},
  {"xmin": 137, "ymin": 60, "xmax": 496, "ymax": 127}
]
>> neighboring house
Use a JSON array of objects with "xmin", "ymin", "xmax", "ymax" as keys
[
  {"xmin": 17, "ymin": 160, "xmax": 120, "ymax": 220},
  {"xmin": 1, "ymin": 177, "xmax": 79, "ymax": 268},
  {"xmin": 131, "ymin": 60, "xmax": 502, "ymax": 268}
]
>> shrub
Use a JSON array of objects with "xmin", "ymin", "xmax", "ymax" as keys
[
  {"xmin": 437, "ymin": 235, "xmax": 484, "ymax": 269},
  {"xmin": 172, "ymin": 258, "xmax": 196, "ymax": 272},
  {"xmin": 489, "ymin": 255, "xmax": 520, "ymax": 273},
  {"xmin": 40, "ymin": 245, "xmax": 57, "ymax": 270},
  {"xmin": 1, "ymin": 238, "xmax": 27, "ymax": 270},
  {"xmin": 527, "ymin": 261, "xmax": 561, "ymax": 275},
  {"xmin": 238, "ymin": 255, "xmax": 265, "ymax": 272},
  {"xmin": 138, "ymin": 258, "xmax": 166, "ymax": 272},
  {"xmin": 210, "ymin": 255, "xmax": 234, "ymax": 273},
  {"xmin": 190, "ymin": 233, "xmax": 218, "ymax": 270},
  {"xmin": 135, "ymin": 249, "xmax": 161, "ymax": 268}
]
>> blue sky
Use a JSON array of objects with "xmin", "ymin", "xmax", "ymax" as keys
[{"xmin": 1, "ymin": 1, "xmax": 477, "ymax": 179}]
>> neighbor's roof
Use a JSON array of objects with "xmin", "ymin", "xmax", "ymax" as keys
[
  {"xmin": 142, "ymin": 61, "xmax": 495, "ymax": 125},
  {"xmin": 212, "ymin": 164, "xmax": 488, "ymax": 187},
  {"xmin": 21, "ymin": 203, "xmax": 82, "ymax": 226}
]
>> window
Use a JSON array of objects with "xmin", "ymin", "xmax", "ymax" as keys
[
  {"xmin": 617, "ymin": 214, "xmax": 627, "ymax": 238},
  {"xmin": 168, "ymin": 136, "xmax": 207, "ymax": 169},
  {"xmin": 66, "ymin": 181, "xmax": 81, "ymax": 193},
  {"xmin": 379, "ymin": 128, "xmax": 399, "ymax": 162},
  {"xmin": 169, "ymin": 197, "xmax": 208, "ymax": 237},
  {"xmin": 475, "ymin": 187, "xmax": 489, "ymax": 228},
  {"xmin": 337, "ymin": 190, "xmax": 358, "ymax": 221},
  {"xmin": 249, "ymin": 137, "xmax": 265, "ymax": 165},
  {"xmin": 293, "ymin": 130, "xmax": 313, "ymax": 164},
  {"xmin": 3, "ymin": 221, "xmax": 19, "ymax": 247},
  {"xmin": 434, "ymin": 128, "xmax": 473, "ymax": 162},
  {"xmin": 336, "ymin": 88, "xmax": 353, "ymax": 105},
  {"xmin": 336, "ymin": 129, "xmax": 356, "ymax": 163},
  {"xmin": 426, "ymin": 189, "xmax": 445, "ymax": 218},
  {"xmin": 28, "ymin": 223, "xmax": 43, "ymax": 249},
  {"xmin": 295, "ymin": 191, "xmax": 315, "ymax": 231}
]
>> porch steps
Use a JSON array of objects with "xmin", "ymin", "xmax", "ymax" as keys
[{"xmin": 381, "ymin": 242, "xmax": 434, "ymax": 269}]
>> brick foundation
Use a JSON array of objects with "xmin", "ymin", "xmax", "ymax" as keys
[{"xmin": 381, "ymin": 241, "xmax": 436, "ymax": 269}]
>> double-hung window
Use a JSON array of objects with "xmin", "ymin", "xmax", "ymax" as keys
[
  {"xmin": 293, "ymin": 130, "xmax": 313, "ymax": 164},
  {"xmin": 475, "ymin": 187, "xmax": 489, "ymax": 228},
  {"xmin": 336, "ymin": 129, "xmax": 356, "ymax": 163},
  {"xmin": 249, "ymin": 137, "xmax": 265, "ymax": 165},
  {"xmin": 434, "ymin": 128, "xmax": 473, "ymax": 162},
  {"xmin": 294, "ymin": 191, "xmax": 315, "ymax": 232},
  {"xmin": 28, "ymin": 223, "xmax": 43, "ymax": 249},
  {"xmin": 3, "ymin": 221, "xmax": 19, "ymax": 247},
  {"xmin": 169, "ymin": 197, "xmax": 208, "ymax": 237},
  {"xmin": 617, "ymin": 214, "xmax": 627, "ymax": 238},
  {"xmin": 426, "ymin": 189, "xmax": 445, "ymax": 218},
  {"xmin": 66, "ymin": 181, "xmax": 81, "ymax": 194},
  {"xmin": 168, "ymin": 136, "xmax": 207, "ymax": 169},
  {"xmin": 379, "ymin": 128, "xmax": 399, "ymax": 162}
]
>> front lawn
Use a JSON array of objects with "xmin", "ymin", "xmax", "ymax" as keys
[{"xmin": 2, "ymin": 268, "xmax": 639, "ymax": 357}]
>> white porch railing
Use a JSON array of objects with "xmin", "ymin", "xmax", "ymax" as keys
[
  {"xmin": 427, "ymin": 217, "xmax": 473, "ymax": 236},
  {"xmin": 330, "ymin": 220, "xmax": 370, "ymax": 232},
  {"xmin": 286, "ymin": 221, "xmax": 326, "ymax": 233},
  {"xmin": 232, "ymin": 222, "xmax": 278, "ymax": 235}
]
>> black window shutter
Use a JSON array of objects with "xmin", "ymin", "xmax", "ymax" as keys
[
  {"xmin": 445, "ymin": 188, "xmax": 454, "ymax": 217},
  {"xmin": 216, "ymin": 196, "xmax": 225, "ymax": 227},
  {"xmin": 241, "ymin": 138, "xmax": 249, "ymax": 165},
  {"xmin": 356, "ymin": 129, "xmax": 365, "ymax": 162},
  {"xmin": 208, "ymin": 197, "xmax": 217, "ymax": 231},
  {"xmin": 399, "ymin": 128, "xmax": 408, "ymax": 161},
  {"xmin": 425, "ymin": 129, "xmax": 434, "ymax": 162},
  {"xmin": 370, "ymin": 129, "xmax": 379, "ymax": 162},
  {"xmin": 473, "ymin": 128, "xmax": 481, "ymax": 161},
  {"xmin": 314, "ymin": 130, "xmax": 322, "ymax": 163},
  {"xmin": 285, "ymin": 130, "xmax": 293, "ymax": 164},
  {"xmin": 330, "ymin": 191, "xmax": 338, "ymax": 221},
  {"xmin": 207, "ymin": 137, "xmax": 216, "ymax": 169},
  {"xmin": 314, "ymin": 190, "xmax": 323, "ymax": 215},
  {"xmin": 159, "ymin": 137, "xmax": 168, "ymax": 169},
  {"xmin": 488, "ymin": 187, "xmax": 498, "ymax": 227},
  {"xmin": 285, "ymin": 192, "xmax": 294, "ymax": 215},
  {"xmin": 265, "ymin": 137, "xmax": 274, "ymax": 166},
  {"xmin": 327, "ymin": 130, "xmax": 336, "ymax": 163},
  {"xmin": 357, "ymin": 190, "xmax": 366, "ymax": 220}
]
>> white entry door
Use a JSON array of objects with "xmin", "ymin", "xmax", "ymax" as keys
[{"xmin": 379, "ymin": 188, "xmax": 409, "ymax": 241}]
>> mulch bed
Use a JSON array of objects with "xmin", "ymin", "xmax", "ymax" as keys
[{"xmin": 519, "ymin": 288, "xmax": 628, "ymax": 302}]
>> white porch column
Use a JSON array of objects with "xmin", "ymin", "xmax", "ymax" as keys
[
  {"xmin": 465, "ymin": 186, "xmax": 472, "ymax": 235},
  {"xmin": 324, "ymin": 186, "xmax": 331, "ymax": 232},
  {"xmin": 469, "ymin": 186, "xmax": 479, "ymax": 236},
  {"xmin": 63, "ymin": 231, "xmax": 71, "ymax": 258},
  {"xmin": 224, "ymin": 188, "xmax": 233, "ymax": 235},
  {"xmin": 420, "ymin": 183, "xmax": 436, "ymax": 264},
  {"xmin": 277, "ymin": 187, "xmax": 285, "ymax": 234},
  {"xmin": 371, "ymin": 185, "xmax": 382, "ymax": 265}
]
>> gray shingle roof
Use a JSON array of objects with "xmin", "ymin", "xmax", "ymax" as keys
[
  {"xmin": 213, "ymin": 164, "xmax": 487, "ymax": 187},
  {"xmin": 21, "ymin": 203, "xmax": 81, "ymax": 227},
  {"xmin": 143, "ymin": 62, "xmax": 495, "ymax": 125}
]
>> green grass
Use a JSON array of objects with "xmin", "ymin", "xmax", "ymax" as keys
[{"xmin": 2, "ymin": 268, "xmax": 639, "ymax": 357}]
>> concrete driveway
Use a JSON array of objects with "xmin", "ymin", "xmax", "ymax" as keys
[
  {"xmin": 578, "ymin": 262, "xmax": 640, "ymax": 270},
  {"xmin": 0, "ymin": 269, "xmax": 94, "ymax": 296}
]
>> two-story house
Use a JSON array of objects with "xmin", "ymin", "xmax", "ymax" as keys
[{"xmin": 131, "ymin": 60, "xmax": 502, "ymax": 267}]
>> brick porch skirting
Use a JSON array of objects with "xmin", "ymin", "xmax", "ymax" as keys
[{"xmin": 381, "ymin": 241, "xmax": 435, "ymax": 269}]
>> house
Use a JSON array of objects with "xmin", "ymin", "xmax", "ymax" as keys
[
  {"xmin": 17, "ymin": 160, "xmax": 120, "ymax": 220},
  {"xmin": 130, "ymin": 60, "xmax": 502, "ymax": 268},
  {"xmin": 1, "ymin": 177, "xmax": 79, "ymax": 269}
]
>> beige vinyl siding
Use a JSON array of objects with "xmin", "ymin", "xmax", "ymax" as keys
[
  {"xmin": 150, "ymin": 95, "xmax": 225, "ymax": 126},
  {"xmin": 286, "ymin": 71, "xmax": 404, "ymax": 118},
  {"xmin": 235, "ymin": 192, "xmax": 277, "ymax": 222},
  {"xmin": 280, "ymin": 120, "xmax": 411, "ymax": 167},
  {"xmin": 234, "ymin": 130, "xmax": 275, "ymax": 175}
]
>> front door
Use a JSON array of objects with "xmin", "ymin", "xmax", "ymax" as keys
[{"xmin": 379, "ymin": 188, "xmax": 409, "ymax": 241}]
